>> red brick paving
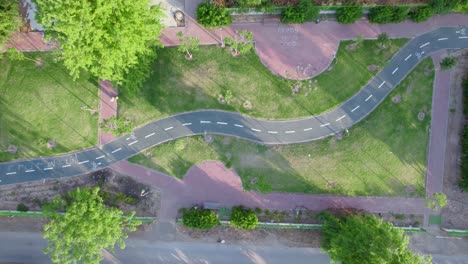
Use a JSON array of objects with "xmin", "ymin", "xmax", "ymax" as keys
[
  {"xmin": 98, "ymin": 80, "xmax": 118, "ymax": 145},
  {"xmin": 3, "ymin": 32, "xmax": 56, "ymax": 52},
  {"xmin": 112, "ymin": 160, "xmax": 434, "ymax": 221},
  {"xmin": 234, "ymin": 15, "xmax": 468, "ymax": 79}
]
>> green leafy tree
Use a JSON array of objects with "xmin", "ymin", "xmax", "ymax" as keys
[
  {"xmin": 177, "ymin": 31, "xmax": 200, "ymax": 60},
  {"xmin": 321, "ymin": 213, "xmax": 431, "ymax": 264},
  {"xmin": 182, "ymin": 207, "xmax": 220, "ymax": 229},
  {"xmin": 43, "ymin": 187, "xmax": 141, "ymax": 264},
  {"xmin": 336, "ymin": 5, "xmax": 363, "ymax": 24},
  {"xmin": 35, "ymin": 0, "xmax": 164, "ymax": 85},
  {"xmin": 7, "ymin": 48, "xmax": 40, "ymax": 63},
  {"xmin": 0, "ymin": 0, "xmax": 21, "ymax": 46},
  {"xmin": 196, "ymin": 1, "xmax": 232, "ymax": 28},
  {"xmin": 440, "ymin": 56, "xmax": 457, "ymax": 70},
  {"xmin": 425, "ymin": 192, "xmax": 448, "ymax": 210},
  {"xmin": 224, "ymin": 30, "xmax": 254, "ymax": 56},
  {"xmin": 410, "ymin": 7, "xmax": 434, "ymax": 23},
  {"xmin": 230, "ymin": 206, "xmax": 258, "ymax": 230},
  {"xmin": 377, "ymin": 33, "xmax": 390, "ymax": 49}
]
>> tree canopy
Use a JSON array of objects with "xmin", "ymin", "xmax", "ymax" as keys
[
  {"xmin": 43, "ymin": 187, "xmax": 141, "ymax": 264},
  {"xmin": 35, "ymin": 0, "xmax": 164, "ymax": 84},
  {"xmin": 0, "ymin": 0, "xmax": 21, "ymax": 46},
  {"xmin": 320, "ymin": 212, "xmax": 431, "ymax": 264}
]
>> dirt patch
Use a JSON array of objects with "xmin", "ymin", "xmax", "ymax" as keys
[
  {"xmin": 367, "ymin": 65, "xmax": 379, "ymax": 72},
  {"xmin": 441, "ymin": 51, "xmax": 468, "ymax": 229},
  {"xmin": 345, "ymin": 43, "xmax": 358, "ymax": 51},
  {"xmin": 392, "ymin": 94, "xmax": 402, "ymax": 104},
  {"xmin": 0, "ymin": 168, "xmax": 160, "ymax": 217},
  {"xmin": 177, "ymin": 225, "xmax": 322, "ymax": 247}
]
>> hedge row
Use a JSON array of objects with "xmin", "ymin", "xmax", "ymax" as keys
[
  {"xmin": 460, "ymin": 78, "xmax": 468, "ymax": 191},
  {"xmin": 182, "ymin": 206, "xmax": 259, "ymax": 230}
]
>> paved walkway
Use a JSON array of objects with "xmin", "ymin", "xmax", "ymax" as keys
[
  {"xmin": 98, "ymin": 80, "xmax": 118, "ymax": 145},
  {"xmin": 234, "ymin": 15, "xmax": 468, "ymax": 79},
  {"xmin": 111, "ymin": 160, "xmax": 433, "ymax": 222}
]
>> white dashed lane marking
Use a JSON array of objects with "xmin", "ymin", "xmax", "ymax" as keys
[
  {"xmin": 251, "ymin": 128, "xmax": 261, "ymax": 132},
  {"xmin": 78, "ymin": 160, "xmax": 89, "ymax": 165},
  {"xmin": 144, "ymin": 133, "xmax": 155, "ymax": 138},
  {"xmin": 164, "ymin": 127, "xmax": 173, "ymax": 131},
  {"xmin": 182, "ymin": 123, "xmax": 192, "ymax": 126},
  {"xmin": 378, "ymin": 81, "xmax": 386, "ymax": 88},
  {"xmin": 392, "ymin": 68, "xmax": 399, "ymax": 75},
  {"xmin": 25, "ymin": 169, "xmax": 35, "ymax": 173},
  {"xmin": 365, "ymin": 95, "xmax": 373, "ymax": 102},
  {"xmin": 6, "ymin": 172, "xmax": 16, "ymax": 175},
  {"xmin": 234, "ymin": 124, "xmax": 244, "ymax": 128},
  {"xmin": 128, "ymin": 140, "xmax": 138, "ymax": 146},
  {"xmin": 320, "ymin": 123, "xmax": 330, "ymax": 127},
  {"xmin": 217, "ymin": 122, "xmax": 228, "ymax": 125},
  {"xmin": 200, "ymin": 121, "xmax": 211, "ymax": 124},
  {"xmin": 404, "ymin": 54, "xmax": 412, "ymax": 61},
  {"xmin": 43, "ymin": 167, "xmax": 53, "ymax": 171},
  {"xmin": 111, "ymin": 148, "xmax": 122, "ymax": 154},
  {"xmin": 62, "ymin": 164, "xmax": 71, "ymax": 168},
  {"xmin": 437, "ymin": 38, "xmax": 448, "ymax": 41},
  {"xmin": 351, "ymin": 106, "xmax": 360, "ymax": 112},
  {"xmin": 303, "ymin": 128, "xmax": 313, "ymax": 131},
  {"xmin": 336, "ymin": 115, "xmax": 346, "ymax": 121},
  {"xmin": 96, "ymin": 155, "xmax": 105, "ymax": 160},
  {"xmin": 267, "ymin": 131, "xmax": 278, "ymax": 134},
  {"xmin": 459, "ymin": 36, "xmax": 468, "ymax": 39},
  {"xmin": 420, "ymin": 42, "xmax": 430, "ymax": 48},
  {"xmin": 285, "ymin": 130, "xmax": 295, "ymax": 134}
]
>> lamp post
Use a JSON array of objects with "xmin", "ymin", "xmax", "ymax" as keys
[{"xmin": 219, "ymin": 27, "xmax": 225, "ymax": 48}]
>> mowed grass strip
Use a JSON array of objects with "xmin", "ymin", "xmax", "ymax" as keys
[
  {"xmin": 0, "ymin": 52, "xmax": 99, "ymax": 162},
  {"xmin": 119, "ymin": 39, "xmax": 407, "ymax": 126},
  {"xmin": 129, "ymin": 58, "xmax": 434, "ymax": 197}
]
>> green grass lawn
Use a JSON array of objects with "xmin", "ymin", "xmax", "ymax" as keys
[
  {"xmin": 129, "ymin": 58, "xmax": 434, "ymax": 197},
  {"xmin": 0, "ymin": 52, "xmax": 99, "ymax": 162},
  {"xmin": 119, "ymin": 39, "xmax": 407, "ymax": 126}
]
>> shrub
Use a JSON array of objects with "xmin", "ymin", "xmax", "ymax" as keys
[
  {"xmin": 440, "ymin": 56, "xmax": 457, "ymax": 70},
  {"xmin": 336, "ymin": 5, "xmax": 363, "ymax": 24},
  {"xmin": 430, "ymin": 0, "xmax": 460, "ymax": 14},
  {"xmin": 368, "ymin": 6, "xmax": 409, "ymax": 24},
  {"xmin": 425, "ymin": 192, "xmax": 447, "ymax": 210},
  {"xmin": 410, "ymin": 7, "xmax": 434, "ymax": 23},
  {"xmin": 230, "ymin": 206, "xmax": 258, "ymax": 229},
  {"xmin": 459, "ymin": 78, "xmax": 468, "ymax": 191},
  {"xmin": 238, "ymin": 0, "xmax": 262, "ymax": 7},
  {"xmin": 100, "ymin": 116, "xmax": 133, "ymax": 136},
  {"xmin": 281, "ymin": 0, "xmax": 318, "ymax": 24},
  {"xmin": 224, "ymin": 30, "xmax": 254, "ymax": 56},
  {"xmin": 17, "ymin": 203, "xmax": 29, "ymax": 212},
  {"xmin": 377, "ymin": 33, "xmax": 390, "ymax": 49},
  {"xmin": 182, "ymin": 207, "xmax": 220, "ymax": 229},
  {"xmin": 196, "ymin": 1, "xmax": 232, "ymax": 28}
]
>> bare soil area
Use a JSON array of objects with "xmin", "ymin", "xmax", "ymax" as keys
[
  {"xmin": 0, "ymin": 169, "xmax": 160, "ymax": 217},
  {"xmin": 442, "ymin": 50, "xmax": 468, "ymax": 230},
  {"xmin": 177, "ymin": 225, "xmax": 322, "ymax": 248}
]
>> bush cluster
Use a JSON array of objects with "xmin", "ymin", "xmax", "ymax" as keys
[
  {"xmin": 368, "ymin": 6, "xmax": 409, "ymax": 24},
  {"xmin": 230, "ymin": 206, "xmax": 259, "ymax": 229},
  {"xmin": 280, "ymin": 0, "xmax": 319, "ymax": 24},
  {"xmin": 182, "ymin": 207, "xmax": 221, "ymax": 229},
  {"xmin": 409, "ymin": 6, "xmax": 433, "ymax": 23},
  {"xmin": 460, "ymin": 78, "xmax": 468, "ymax": 191},
  {"xmin": 196, "ymin": 1, "xmax": 232, "ymax": 28},
  {"xmin": 336, "ymin": 5, "xmax": 363, "ymax": 24}
]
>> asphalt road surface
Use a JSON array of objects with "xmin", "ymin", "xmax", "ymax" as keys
[
  {"xmin": 0, "ymin": 27, "xmax": 467, "ymax": 185},
  {"xmin": 0, "ymin": 231, "xmax": 330, "ymax": 264}
]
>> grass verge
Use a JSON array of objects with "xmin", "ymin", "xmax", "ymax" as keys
[
  {"xmin": 130, "ymin": 58, "xmax": 434, "ymax": 197},
  {"xmin": 0, "ymin": 52, "xmax": 99, "ymax": 162},
  {"xmin": 119, "ymin": 39, "xmax": 407, "ymax": 126}
]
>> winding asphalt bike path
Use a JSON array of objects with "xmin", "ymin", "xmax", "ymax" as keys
[{"xmin": 1, "ymin": 27, "xmax": 467, "ymax": 185}]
